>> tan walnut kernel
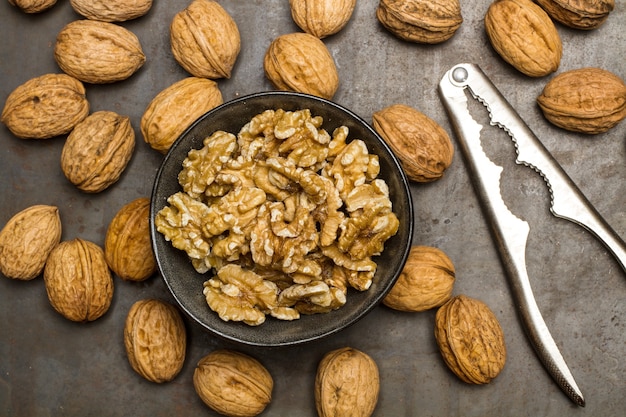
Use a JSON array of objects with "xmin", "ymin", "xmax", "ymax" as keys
[
  {"xmin": 141, "ymin": 77, "xmax": 223, "ymax": 154},
  {"xmin": 1, "ymin": 73, "xmax": 89, "ymax": 139},
  {"xmin": 105, "ymin": 197, "xmax": 157, "ymax": 282},
  {"xmin": 0, "ymin": 205, "xmax": 62, "ymax": 280},
  {"xmin": 264, "ymin": 32, "xmax": 340, "ymax": 100},
  {"xmin": 61, "ymin": 110, "xmax": 135, "ymax": 193},
  {"xmin": 315, "ymin": 347, "xmax": 380, "ymax": 417},
  {"xmin": 124, "ymin": 299, "xmax": 187, "ymax": 383},
  {"xmin": 537, "ymin": 67, "xmax": 626, "ymax": 134},
  {"xmin": 54, "ymin": 19, "xmax": 146, "ymax": 84},
  {"xmin": 193, "ymin": 349, "xmax": 273, "ymax": 417},
  {"xmin": 383, "ymin": 245, "xmax": 455, "ymax": 312},
  {"xmin": 170, "ymin": 0, "xmax": 241, "ymax": 79},
  {"xmin": 8, "ymin": 0, "xmax": 56, "ymax": 13},
  {"xmin": 44, "ymin": 238, "xmax": 114, "ymax": 322},
  {"xmin": 289, "ymin": 0, "xmax": 357, "ymax": 39},
  {"xmin": 435, "ymin": 295, "xmax": 506, "ymax": 384},
  {"xmin": 485, "ymin": 0, "xmax": 562, "ymax": 77},
  {"xmin": 70, "ymin": 0, "xmax": 153, "ymax": 22},
  {"xmin": 377, "ymin": 0, "xmax": 463, "ymax": 44},
  {"xmin": 534, "ymin": 0, "xmax": 614, "ymax": 30},
  {"xmin": 373, "ymin": 104, "xmax": 454, "ymax": 182}
]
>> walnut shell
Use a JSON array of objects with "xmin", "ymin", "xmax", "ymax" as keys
[
  {"xmin": 315, "ymin": 347, "xmax": 380, "ymax": 417},
  {"xmin": 383, "ymin": 245, "xmax": 455, "ymax": 312},
  {"xmin": 54, "ymin": 20, "xmax": 146, "ymax": 84},
  {"xmin": 105, "ymin": 198, "xmax": 156, "ymax": 281},
  {"xmin": 170, "ymin": 0, "xmax": 241, "ymax": 79},
  {"xmin": 193, "ymin": 349, "xmax": 273, "ymax": 417},
  {"xmin": 485, "ymin": 0, "xmax": 562, "ymax": 77},
  {"xmin": 8, "ymin": 0, "xmax": 56, "ymax": 13},
  {"xmin": 141, "ymin": 77, "xmax": 223, "ymax": 154},
  {"xmin": 124, "ymin": 299, "xmax": 187, "ymax": 383},
  {"xmin": 435, "ymin": 295, "xmax": 506, "ymax": 384},
  {"xmin": 44, "ymin": 238, "xmax": 113, "ymax": 322},
  {"xmin": 69, "ymin": 0, "xmax": 153, "ymax": 22},
  {"xmin": 1, "ymin": 73, "xmax": 89, "ymax": 139},
  {"xmin": 61, "ymin": 110, "xmax": 135, "ymax": 193},
  {"xmin": 537, "ymin": 67, "xmax": 626, "ymax": 134},
  {"xmin": 535, "ymin": 0, "xmax": 614, "ymax": 30},
  {"xmin": 0, "ymin": 205, "xmax": 62, "ymax": 280},
  {"xmin": 264, "ymin": 32, "xmax": 339, "ymax": 100},
  {"xmin": 372, "ymin": 104, "xmax": 453, "ymax": 182},
  {"xmin": 289, "ymin": 0, "xmax": 357, "ymax": 38},
  {"xmin": 377, "ymin": 0, "xmax": 463, "ymax": 44}
]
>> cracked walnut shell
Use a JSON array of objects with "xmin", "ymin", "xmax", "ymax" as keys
[
  {"xmin": 289, "ymin": 0, "xmax": 357, "ymax": 38},
  {"xmin": 377, "ymin": 0, "xmax": 463, "ymax": 44},
  {"xmin": 534, "ymin": 0, "xmax": 614, "ymax": 30},
  {"xmin": 1, "ymin": 73, "xmax": 89, "ymax": 139},
  {"xmin": 264, "ymin": 32, "xmax": 339, "ymax": 100},
  {"xmin": 61, "ymin": 110, "xmax": 135, "ymax": 193},
  {"xmin": 54, "ymin": 20, "xmax": 146, "ymax": 84},
  {"xmin": 44, "ymin": 238, "xmax": 114, "ymax": 322},
  {"xmin": 537, "ymin": 67, "xmax": 626, "ymax": 134},
  {"xmin": 141, "ymin": 77, "xmax": 223, "ymax": 154},
  {"xmin": 193, "ymin": 349, "xmax": 273, "ymax": 417},
  {"xmin": 383, "ymin": 245, "xmax": 455, "ymax": 312},
  {"xmin": 485, "ymin": 0, "xmax": 562, "ymax": 77},
  {"xmin": 170, "ymin": 0, "xmax": 241, "ymax": 79},
  {"xmin": 435, "ymin": 295, "xmax": 506, "ymax": 384},
  {"xmin": 0, "ymin": 205, "xmax": 62, "ymax": 280},
  {"xmin": 105, "ymin": 197, "xmax": 156, "ymax": 282},
  {"xmin": 124, "ymin": 299, "xmax": 187, "ymax": 383},
  {"xmin": 372, "ymin": 104, "xmax": 453, "ymax": 182},
  {"xmin": 315, "ymin": 347, "xmax": 380, "ymax": 417}
]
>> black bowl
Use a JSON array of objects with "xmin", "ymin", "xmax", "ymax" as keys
[{"xmin": 150, "ymin": 91, "xmax": 413, "ymax": 347}]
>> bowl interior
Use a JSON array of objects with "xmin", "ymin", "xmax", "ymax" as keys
[{"xmin": 150, "ymin": 91, "xmax": 413, "ymax": 347}]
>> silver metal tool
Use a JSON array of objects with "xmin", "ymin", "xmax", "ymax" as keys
[{"xmin": 438, "ymin": 63, "xmax": 626, "ymax": 407}]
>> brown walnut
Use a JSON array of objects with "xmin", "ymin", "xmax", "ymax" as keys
[
  {"xmin": 8, "ymin": 0, "xmax": 56, "ymax": 13},
  {"xmin": 534, "ymin": 0, "xmax": 614, "ymax": 30},
  {"xmin": 289, "ymin": 0, "xmax": 357, "ymax": 38},
  {"xmin": 70, "ymin": 0, "xmax": 153, "ymax": 22}
]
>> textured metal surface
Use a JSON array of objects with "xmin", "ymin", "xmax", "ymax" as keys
[{"xmin": 1, "ymin": 1, "xmax": 624, "ymax": 416}]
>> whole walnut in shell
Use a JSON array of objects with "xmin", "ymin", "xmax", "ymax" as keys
[
  {"xmin": 193, "ymin": 349, "xmax": 273, "ymax": 417},
  {"xmin": 383, "ymin": 245, "xmax": 455, "ymax": 312},
  {"xmin": 289, "ymin": 0, "xmax": 357, "ymax": 38},
  {"xmin": 372, "ymin": 104, "xmax": 453, "ymax": 182},
  {"xmin": 1, "ymin": 73, "xmax": 89, "ymax": 139},
  {"xmin": 0, "ymin": 205, "xmax": 61, "ymax": 280},
  {"xmin": 105, "ymin": 197, "xmax": 156, "ymax": 281},
  {"xmin": 264, "ymin": 32, "xmax": 339, "ymax": 100},
  {"xmin": 534, "ymin": 0, "xmax": 614, "ymax": 30},
  {"xmin": 537, "ymin": 67, "xmax": 626, "ymax": 134},
  {"xmin": 61, "ymin": 110, "xmax": 135, "ymax": 193},
  {"xmin": 485, "ymin": 0, "xmax": 562, "ymax": 77},
  {"xmin": 141, "ymin": 77, "xmax": 223, "ymax": 154},
  {"xmin": 124, "ymin": 299, "xmax": 187, "ymax": 383},
  {"xmin": 8, "ymin": 0, "xmax": 56, "ymax": 13},
  {"xmin": 44, "ymin": 238, "xmax": 114, "ymax": 322},
  {"xmin": 435, "ymin": 295, "xmax": 506, "ymax": 384},
  {"xmin": 315, "ymin": 347, "xmax": 380, "ymax": 417},
  {"xmin": 377, "ymin": 0, "xmax": 463, "ymax": 44},
  {"xmin": 170, "ymin": 0, "xmax": 241, "ymax": 79},
  {"xmin": 70, "ymin": 0, "xmax": 153, "ymax": 22},
  {"xmin": 54, "ymin": 20, "xmax": 146, "ymax": 84}
]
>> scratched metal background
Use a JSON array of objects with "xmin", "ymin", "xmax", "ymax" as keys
[{"xmin": 0, "ymin": 1, "xmax": 624, "ymax": 416}]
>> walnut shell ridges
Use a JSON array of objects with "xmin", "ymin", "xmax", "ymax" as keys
[
  {"xmin": 1, "ymin": 73, "xmax": 89, "ymax": 139},
  {"xmin": 8, "ymin": 0, "xmax": 57, "ymax": 13},
  {"xmin": 54, "ymin": 19, "xmax": 146, "ymax": 84},
  {"xmin": 124, "ymin": 299, "xmax": 187, "ymax": 383},
  {"xmin": 289, "ymin": 0, "xmax": 357, "ymax": 38},
  {"xmin": 0, "ymin": 205, "xmax": 62, "ymax": 280},
  {"xmin": 170, "ymin": 0, "xmax": 241, "ymax": 79},
  {"xmin": 70, "ymin": 0, "xmax": 153, "ymax": 22},
  {"xmin": 534, "ymin": 0, "xmax": 614, "ymax": 30},
  {"xmin": 537, "ymin": 67, "xmax": 626, "ymax": 134},
  {"xmin": 193, "ymin": 349, "xmax": 273, "ymax": 417},
  {"xmin": 44, "ymin": 238, "xmax": 114, "ymax": 322}
]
